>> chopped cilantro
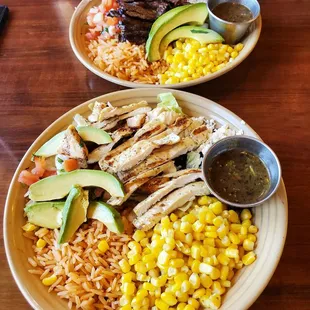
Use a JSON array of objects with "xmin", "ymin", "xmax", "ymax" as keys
[{"xmin": 57, "ymin": 157, "xmax": 64, "ymax": 164}]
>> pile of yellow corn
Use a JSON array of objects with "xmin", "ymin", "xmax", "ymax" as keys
[
  {"xmin": 119, "ymin": 196, "xmax": 257, "ymax": 310},
  {"xmin": 159, "ymin": 39, "xmax": 244, "ymax": 84}
]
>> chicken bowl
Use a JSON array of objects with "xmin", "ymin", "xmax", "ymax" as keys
[{"xmin": 4, "ymin": 89, "xmax": 287, "ymax": 310}]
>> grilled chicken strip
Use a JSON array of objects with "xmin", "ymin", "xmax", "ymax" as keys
[
  {"xmin": 57, "ymin": 125, "xmax": 88, "ymax": 160},
  {"xmin": 119, "ymin": 125, "xmax": 210, "ymax": 182},
  {"xmin": 74, "ymin": 114, "xmax": 90, "ymax": 127},
  {"xmin": 99, "ymin": 101, "xmax": 149, "ymax": 121},
  {"xmin": 127, "ymin": 114, "xmax": 146, "ymax": 128},
  {"xmin": 87, "ymin": 125, "xmax": 135, "ymax": 164},
  {"xmin": 133, "ymin": 170, "xmax": 202, "ymax": 217},
  {"xmin": 88, "ymin": 101, "xmax": 107, "ymax": 122},
  {"xmin": 146, "ymin": 107, "xmax": 181, "ymax": 125},
  {"xmin": 133, "ymin": 181, "xmax": 210, "ymax": 231},
  {"xmin": 92, "ymin": 106, "xmax": 152, "ymax": 130},
  {"xmin": 107, "ymin": 161, "xmax": 175, "ymax": 206},
  {"xmin": 102, "ymin": 117, "xmax": 191, "ymax": 173},
  {"xmin": 138, "ymin": 168, "xmax": 201, "ymax": 194}
]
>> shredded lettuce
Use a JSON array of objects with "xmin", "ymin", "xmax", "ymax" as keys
[
  {"xmin": 157, "ymin": 92, "xmax": 183, "ymax": 114},
  {"xmin": 186, "ymin": 151, "xmax": 202, "ymax": 169}
]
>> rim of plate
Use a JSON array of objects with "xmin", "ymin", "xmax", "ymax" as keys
[
  {"xmin": 69, "ymin": 0, "xmax": 262, "ymax": 89},
  {"xmin": 4, "ymin": 88, "xmax": 287, "ymax": 310}
]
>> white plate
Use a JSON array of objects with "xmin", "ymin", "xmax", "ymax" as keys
[
  {"xmin": 69, "ymin": 0, "xmax": 262, "ymax": 88},
  {"xmin": 4, "ymin": 89, "xmax": 287, "ymax": 310}
]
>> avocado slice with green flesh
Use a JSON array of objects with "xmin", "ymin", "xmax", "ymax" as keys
[
  {"xmin": 76, "ymin": 126, "xmax": 112, "ymax": 145},
  {"xmin": 159, "ymin": 26, "xmax": 224, "ymax": 56},
  {"xmin": 146, "ymin": 3, "xmax": 208, "ymax": 62},
  {"xmin": 87, "ymin": 201, "xmax": 124, "ymax": 234},
  {"xmin": 35, "ymin": 131, "xmax": 65, "ymax": 158},
  {"xmin": 29, "ymin": 169, "xmax": 124, "ymax": 201},
  {"xmin": 24, "ymin": 201, "xmax": 65, "ymax": 229},
  {"xmin": 58, "ymin": 186, "xmax": 89, "ymax": 244},
  {"xmin": 34, "ymin": 127, "xmax": 111, "ymax": 158}
]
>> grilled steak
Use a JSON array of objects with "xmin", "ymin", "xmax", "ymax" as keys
[{"xmin": 113, "ymin": 0, "xmax": 189, "ymax": 44}]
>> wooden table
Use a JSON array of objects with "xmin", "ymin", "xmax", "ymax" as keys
[{"xmin": 1, "ymin": 0, "xmax": 309, "ymax": 309}]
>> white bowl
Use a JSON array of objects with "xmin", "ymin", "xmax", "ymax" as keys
[
  {"xmin": 69, "ymin": 0, "xmax": 262, "ymax": 89},
  {"xmin": 4, "ymin": 89, "xmax": 287, "ymax": 310}
]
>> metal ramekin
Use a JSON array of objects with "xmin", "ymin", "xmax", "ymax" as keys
[
  {"xmin": 202, "ymin": 135, "xmax": 281, "ymax": 208},
  {"xmin": 207, "ymin": 0, "xmax": 261, "ymax": 44}
]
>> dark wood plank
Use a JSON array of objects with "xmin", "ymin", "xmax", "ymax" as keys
[{"xmin": 0, "ymin": 0, "xmax": 309, "ymax": 308}]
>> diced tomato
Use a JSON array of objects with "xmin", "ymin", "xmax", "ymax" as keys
[
  {"xmin": 18, "ymin": 170, "xmax": 40, "ymax": 186},
  {"xmin": 31, "ymin": 156, "xmax": 46, "ymax": 177},
  {"xmin": 63, "ymin": 159, "xmax": 79, "ymax": 172},
  {"xmin": 106, "ymin": 17, "xmax": 119, "ymax": 26},
  {"xmin": 42, "ymin": 169, "xmax": 57, "ymax": 178},
  {"xmin": 112, "ymin": 1, "xmax": 119, "ymax": 10}
]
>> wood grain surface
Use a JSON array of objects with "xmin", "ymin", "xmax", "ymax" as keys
[{"xmin": 0, "ymin": 0, "xmax": 309, "ymax": 309}]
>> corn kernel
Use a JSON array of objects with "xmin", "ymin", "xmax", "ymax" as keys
[
  {"xmin": 209, "ymin": 202, "xmax": 223, "ymax": 215},
  {"xmin": 129, "ymin": 253, "xmax": 141, "ymax": 265},
  {"xmin": 135, "ymin": 261, "xmax": 147, "ymax": 274},
  {"xmin": 133, "ymin": 230, "xmax": 146, "ymax": 242},
  {"xmin": 248, "ymin": 233, "xmax": 257, "ymax": 242},
  {"xmin": 240, "ymin": 209, "xmax": 252, "ymax": 221},
  {"xmin": 120, "ymin": 295, "xmax": 132, "ymax": 306},
  {"xmin": 217, "ymin": 253, "xmax": 230, "ymax": 265},
  {"xmin": 198, "ymin": 195, "xmax": 212, "ymax": 205},
  {"xmin": 189, "ymin": 273, "xmax": 200, "ymax": 289},
  {"xmin": 158, "ymin": 251, "xmax": 170, "ymax": 265},
  {"xmin": 235, "ymin": 43, "xmax": 244, "ymax": 51},
  {"xmin": 122, "ymin": 282, "xmax": 136, "ymax": 295},
  {"xmin": 200, "ymin": 274, "xmax": 213, "ymax": 288},
  {"xmin": 188, "ymin": 298, "xmax": 200, "ymax": 309},
  {"xmin": 119, "ymin": 259, "xmax": 131, "ymax": 273},
  {"xmin": 122, "ymin": 272, "xmax": 135, "ymax": 283},
  {"xmin": 228, "ymin": 232, "xmax": 240, "ymax": 245},
  {"xmin": 143, "ymin": 282, "xmax": 156, "ymax": 291},
  {"xmin": 155, "ymin": 298, "xmax": 169, "ymax": 310},
  {"xmin": 161, "ymin": 292, "xmax": 177, "ymax": 306},
  {"xmin": 242, "ymin": 219, "xmax": 252, "ymax": 228},
  {"xmin": 128, "ymin": 241, "xmax": 142, "ymax": 253},
  {"xmin": 98, "ymin": 240, "xmax": 109, "ymax": 253},
  {"xmin": 192, "ymin": 220, "xmax": 204, "ymax": 232},
  {"xmin": 181, "ymin": 280, "xmax": 191, "ymax": 293},
  {"xmin": 42, "ymin": 274, "xmax": 57, "ymax": 286},
  {"xmin": 177, "ymin": 303, "xmax": 187, "ymax": 310},
  {"xmin": 36, "ymin": 238, "xmax": 47, "ymax": 248},
  {"xmin": 243, "ymin": 239, "xmax": 255, "ymax": 251},
  {"xmin": 240, "ymin": 225, "xmax": 248, "ymax": 235},
  {"xmin": 120, "ymin": 305, "xmax": 131, "ymax": 310},
  {"xmin": 140, "ymin": 238, "xmax": 149, "ymax": 247},
  {"xmin": 170, "ymin": 258, "xmax": 185, "ymax": 268},
  {"xmin": 170, "ymin": 213, "xmax": 178, "ymax": 222},
  {"xmin": 248, "ymin": 225, "xmax": 258, "ymax": 233},
  {"xmin": 180, "ymin": 222, "xmax": 192, "ymax": 233},
  {"xmin": 242, "ymin": 251, "xmax": 256, "ymax": 265},
  {"xmin": 22, "ymin": 222, "xmax": 37, "ymax": 232},
  {"xmin": 176, "ymin": 291, "xmax": 189, "ymax": 303}
]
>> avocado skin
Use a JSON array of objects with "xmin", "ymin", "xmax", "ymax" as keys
[
  {"xmin": 24, "ymin": 201, "xmax": 65, "ymax": 229},
  {"xmin": 58, "ymin": 186, "xmax": 89, "ymax": 244},
  {"xmin": 146, "ymin": 3, "xmax": 208, "ymax": 62},
  {"xmin": 87, "ymin": 201, "xmax": 124, "ymax": 234},
  {"xmin": 29, "ymin": 169, "xmax": 125, "ymax": 202}
]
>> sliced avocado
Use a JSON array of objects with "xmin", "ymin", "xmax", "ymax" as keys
[
  {"xmin": 34, "ymin": 127, "xmax": 111, "ymax": 158},
  {"xmin": 159, "ymin": 26, "xmax": 224, "ymax": 56},
  {"xmin": 146, "ymin": 5, "xmax": 190, "ymax": 52},
  {"xmin": 35, "ymin": 131, "xmax": 65, "ymax": 158},
  {"xmin": 76, "ymin": 126, "xmax": 112, "ymax": 145},
  {"xmin": 29, "ymin": 169, "xmax": 124, "ymax": 201},
  {"xmin": 87, "ymin": 201, "xmax": 124, "ymax": 234},
  {"xmin": 58, "ymin": 186, "xmax": 89, "ymax": 244},
  {"xmin": 24, "ymin": 201, "xmax": 65, "ymax": 229},
  {"xmin": 146, "ymin": 3, "xmax": 208, "ymax": 62}
]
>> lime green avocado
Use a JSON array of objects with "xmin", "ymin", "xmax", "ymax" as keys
[
  {"xmin": 58, "ymin": 186, "xmax": 89, "ymax": 244},
  {"xmin": 87, "ymin": 201, "xmax": 124, "ymax": 234},
  {"xmin": 146, "ymin": 3, "xmax": 208, "ymax": 62},
  {"xmin": 29, "ymin": 169, "xmax": 124, "ymax": 201},
  {"xmin": 159, "ymin": 26, "xmax": 224, "ymax": 56},
  {"xmin": 76, "ymin": 126, "xmax": 112, "ymax": 145},
  {"xmin": 34, "ymin": 126, "xmax": 111, "ymax": 158},
  {"xmin": 24, "ymin": 201, "xmax": 65, "ymax": 229}
]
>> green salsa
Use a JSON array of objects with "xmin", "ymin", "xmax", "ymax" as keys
[{"xmin": 207, "ymin": 149, "xmax": 270, "ymax": 204}]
